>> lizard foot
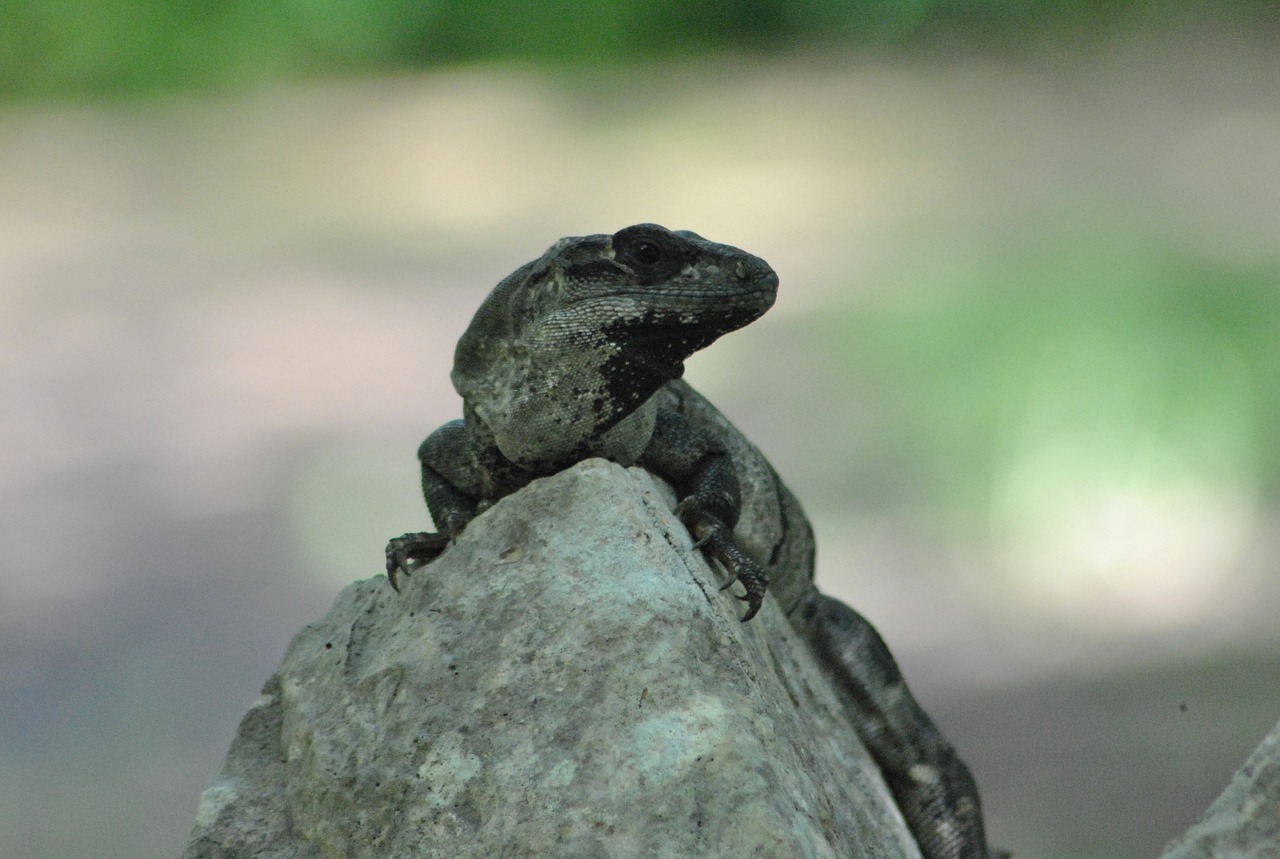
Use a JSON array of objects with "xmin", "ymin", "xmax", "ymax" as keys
[
  {"xmin": 385, "ymin": 531, "xmax": 451, "ymax": 592},
  {"xmin": 675, "ymin": 500, "xmax": 769, "ymax": 622}
]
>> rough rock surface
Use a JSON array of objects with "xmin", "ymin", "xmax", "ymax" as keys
[
  {"xmin": 184, "ymin": 459, "xmax": 921, "ymax": 859},
  {"xmin": 1159, "ymin": 717, "xmax": 1280, "ymax": 859}
]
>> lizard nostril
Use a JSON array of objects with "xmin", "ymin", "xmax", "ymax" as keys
[{"xmin": 734, "ymin": 260, "xmax": 747, "ymax": 280}]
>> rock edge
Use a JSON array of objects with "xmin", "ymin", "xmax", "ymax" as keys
[{"xmin": 183, "ymin": 459, "xmax": 921, "ymax": 859}]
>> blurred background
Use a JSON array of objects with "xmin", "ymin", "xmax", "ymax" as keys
[{"xmin": 2, "ymin": 2, "xmax": 1279, "ymax": 857}]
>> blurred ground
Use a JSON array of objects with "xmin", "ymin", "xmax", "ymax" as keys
[{"xmin": 2, "ymin": 23, "xmax": 1279, "ymax": 859}]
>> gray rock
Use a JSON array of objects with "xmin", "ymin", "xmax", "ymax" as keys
[
  {"xmin": 1158, "ymin": 717, "xmax": 1280, "ymax": 859},
  {"xmin": 184, "ymin": 459, "xmax": 922, "ymax": 859}
]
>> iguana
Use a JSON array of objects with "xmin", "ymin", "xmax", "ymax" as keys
[{"xmin": 386, "ymin": 224, "xmax": 1002, "ymax": 859}]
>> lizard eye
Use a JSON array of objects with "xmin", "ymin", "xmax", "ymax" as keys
[
  {"xmin": 614, "ymin": 225, "xmax": 673, "ymax": 270},
  {"xmin": 631, "ymin": 240, "xmax": 662, "ymax": 266},
  {"xmin": 611, "ymin": 224, "xmax": 684, "ymax": 283}
]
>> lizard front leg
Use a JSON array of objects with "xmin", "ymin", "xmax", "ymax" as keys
[
  {"xmin": 795, "ymin": 592, "xmax": 1004, "ymax": 859},
  {"xmin": 640, "ymin": 407, "xmax": 769, "ymax": 621},
  {"xmin": 386, "ymin": 420, "xmax": 483, "ymax": 590}
]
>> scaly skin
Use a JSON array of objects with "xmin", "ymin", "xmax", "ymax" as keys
[{"xmin": 386, "ymin": 223, "xmax": 1003, "ymax": 859}]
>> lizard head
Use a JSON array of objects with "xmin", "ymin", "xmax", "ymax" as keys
[
  {"xmin": 589, "ymin": 223, "xmax": 779, "ymax": 364},
  {"xmin": 453, "ymin": 224, "xmax": 778, "ymax": 465}
]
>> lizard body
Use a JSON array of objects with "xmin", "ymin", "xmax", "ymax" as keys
[{"xmin": 387, "ymin": 224, "xmax": 1001, "ymax": 859}]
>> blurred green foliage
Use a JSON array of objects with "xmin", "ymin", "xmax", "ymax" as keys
[
  {"xmin": 818, "ymin": 220, "xmax": 1280, "ymax": 527},
  {"xmin": 3, "ymin": 0, "xmax": 1275, "ymax": 99}
]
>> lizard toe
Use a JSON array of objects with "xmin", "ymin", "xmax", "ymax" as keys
[
  {"xmin": 692, "ymin": 529, "xmax": 769, "ymax": 622},
  {"xmin": 384, "ymin": 532, "xmax": 451, "ymax": 592}
]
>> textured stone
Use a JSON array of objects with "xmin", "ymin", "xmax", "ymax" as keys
[
  {"xmin": 1159, "ymin": 718, "xmax": 1280, "ymax": 859},
  {"xmin": 184, "ymin": 459, "xmax": 921, "ymax": 859}
]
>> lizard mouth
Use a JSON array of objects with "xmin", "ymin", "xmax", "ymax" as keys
[{"xmin": 658, "ymin": 266, "xmax": 778, "ymax": 309}]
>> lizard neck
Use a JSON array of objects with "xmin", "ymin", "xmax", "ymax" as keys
[{"xmin": 462, "ymin": 348, "xmax": 661, "ymax": 472}]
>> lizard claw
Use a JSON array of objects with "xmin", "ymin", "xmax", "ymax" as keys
[
  {"xmin": 385, "ymin": 531, "xmax": 451, "ymax": 591},
  {"xmin": 676, "ymin": 499, "xmax": 768, "ymax": 622},
  {"xmin": 704, "ymin": 533, "xmax": 768, "ymax": 622}
]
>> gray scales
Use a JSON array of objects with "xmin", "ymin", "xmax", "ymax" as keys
[{"xmin": 386, "ymin": 224, "xmax": 1003, "ymax": 859}]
